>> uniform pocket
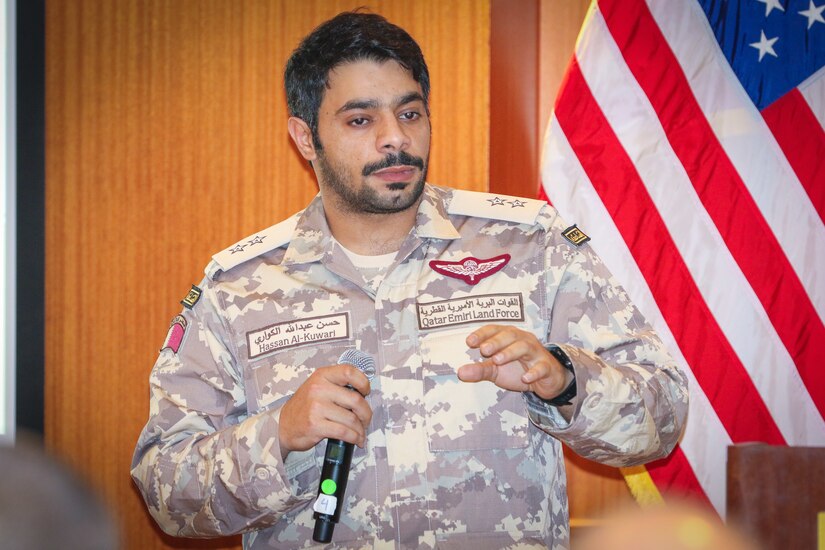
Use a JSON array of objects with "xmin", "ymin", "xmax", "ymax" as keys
[
  {"xmin": 424, "ymin": 374, "xmax": 529, "ymax": 451},
  {"xmin": 420, "ymin": 327, "xmax": 529, "ymax": 451},
  {"xmin": 249, "ymin": 342, "xmax": 354, "ymax": 413},
  {"xmin": 249, "ymin": 341, "xmax": 372, "ymax": 479}
]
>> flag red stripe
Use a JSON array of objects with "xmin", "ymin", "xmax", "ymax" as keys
[
  {"xmin": 761, "ymin": 89, "xmax": 825, "ymax": 225},
  {"xmin": 646, "ymin": 447, "xmax": 714, "ymax": 507},
  {"xmin": 555, "ymin": 61, "xmax": 785, "ymax": 446},
  {"xmin": 600, "ymin": 0, "xmax": 825, "ymax": 420}
]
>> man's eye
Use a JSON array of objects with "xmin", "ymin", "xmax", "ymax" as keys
[
  {"xmin": 400, "ymin": 111, "xmax": 420, "ymax": 121},
  {"xmin": 349, "ymin": 118, "xmax": 370, "ymax": 126}
]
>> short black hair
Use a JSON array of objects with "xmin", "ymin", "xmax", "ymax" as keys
[{"xmin": 284, "ymin": 11, "xmax": 430, "ymax": 148}]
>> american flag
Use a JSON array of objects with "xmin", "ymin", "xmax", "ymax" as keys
[{"xmin": 540, "ymin": 0, "xmax": 825, "ymax": 514}]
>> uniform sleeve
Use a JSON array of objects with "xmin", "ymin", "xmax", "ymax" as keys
[
  {"xmin": 524, "ymin": 221, "xmax": 689, "ymax": 467},
  {"xmin": 130, "ymin": 281, "xmax": 317, "ymax": 537}
]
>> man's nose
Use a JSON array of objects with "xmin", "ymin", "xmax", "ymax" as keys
[{"xmin": 376, "ymin": 116, "xmax": 410, "ymax": 153}]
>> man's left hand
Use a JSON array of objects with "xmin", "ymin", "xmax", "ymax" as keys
[{"xmin": 458, "ymin": 325, "xmax": 573, "ymax": 401}]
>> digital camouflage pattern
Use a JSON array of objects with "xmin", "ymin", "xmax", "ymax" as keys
[{"xmin": 131, "ymin": 184, "xmax": 688, "ymax": 549}]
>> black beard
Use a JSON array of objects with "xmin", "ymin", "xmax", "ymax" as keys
[{"xmin": 317, "ymin": 151, "xmax": 429, "ymax": 215}]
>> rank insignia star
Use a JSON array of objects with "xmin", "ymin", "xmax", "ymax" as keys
[
  {"xmin": 487, "ymin": 196, "xmax": 507, "ymax": 206},
  {"xmin": 247, "ymin": 235, "xmax": 266, "ymax": 246},
  {"xmin": 229, "ymin": 243, "xmax": 247, "ymax": 254},
  {"xmin": 509, "ymin": 199, "xmax": 527, "ymax": 208},
  {"xmin": 429, "ymin": 254, "xmax": 511, "ymax": 285}
]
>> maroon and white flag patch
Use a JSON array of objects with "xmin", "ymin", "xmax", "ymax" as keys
[
  {"xmin": 429, "ymin": 254, "xmax": 510, "ymax": 285},
  {"xmin": 161, "ymin": 315, "xmax": 187, "ymax": 354}
]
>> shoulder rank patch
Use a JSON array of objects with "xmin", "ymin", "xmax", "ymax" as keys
[
  {"xmin": 181, "ymin": 285, "xmax": 202, "ymax": 309},
  {"xmin": 561, "ymin": 225, "xmax": 590, "ymax": 247},
  {"xmin": 448, "ymin": 190, "xmax": 545, "ymax": 225},
  {"xmin": 211, "ymin": 214, "xmax": 300, "ymax": 274}
]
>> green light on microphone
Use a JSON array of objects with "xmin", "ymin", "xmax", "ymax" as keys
[{"xmin": 321, "ymin": 479, "xmax": 337, "ymax": 495}]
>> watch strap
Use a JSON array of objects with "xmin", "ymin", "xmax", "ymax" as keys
[{"xmin": 543, "ymin": 345, "xmax": 577, "ymax": 406}]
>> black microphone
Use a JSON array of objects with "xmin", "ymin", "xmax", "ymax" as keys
[{"xmin": 312, "ymin": 349, "xmax": 376, "ymax": 543}]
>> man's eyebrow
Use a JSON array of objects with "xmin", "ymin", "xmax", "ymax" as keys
[
  {"xmin": 396, "ymin": 92, "xmax": 425, "ymax": 107},
  {"xmin": 335, "ymin": 92, "xmax": 426, "ymax": 115},
  {"xmin": 336, "ymin": 99, "xmax": 380, "ymax": 115}
]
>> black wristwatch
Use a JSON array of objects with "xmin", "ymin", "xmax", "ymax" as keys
[{"xmin": 544, "ymin": 345, "xmax": 577, "ymax": 406}]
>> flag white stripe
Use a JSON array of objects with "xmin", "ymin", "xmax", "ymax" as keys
[
  {"xmin": 542, "ymin": 116, "xmax": 730, "ymax": 514},
  {"xmin": 647, "ymin": 0, "xmax": 825, "ymax": 322},
  {"xmin": 580, "ymin": 9, "xmax": 825, "ymax": 445},
  {"xmin": 799, "ymin": 67, "xmax": 825, "ymax": 131}
]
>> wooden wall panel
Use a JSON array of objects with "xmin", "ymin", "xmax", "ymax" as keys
[
  {"xmin": 538, "ymin": 0, "xmax": 593, "ymax": 151},
  {"xmin": 489, "ymin": 0, "xmax": 539, "ymax": 198},
  {"xmin": 45, "ymin": 2, "xmax": 488, "ymax": 548}
]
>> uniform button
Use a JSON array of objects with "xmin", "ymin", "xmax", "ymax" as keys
[
  {"xmin": 255, "ymin": 467, "xmax": 271, "ymax": 481},
  {"xmin": 588, "ymin": 393, "xmax": 602, "ymax": 409}
]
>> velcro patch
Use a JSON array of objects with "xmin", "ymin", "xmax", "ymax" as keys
[
  {"xmin": 561, "ymin": 225, "xmax": 590, "ymax": 246},
  {"xmin": 181, "ymin": 285, "xmax": 202, "ymax": 309},
  {"xmin": 161, "ymin": 315, "xmax": 188, "ymax": 354},
  {"xmin": 247, "ymin": 313, "xmax": 350, "ymax": 359},
  {"xmin": 417, "ymin": 293, "xmax": 524, "ymax": 330}
]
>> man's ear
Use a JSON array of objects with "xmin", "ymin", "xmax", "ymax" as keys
[{"xmin": 287, "ymin": 117, "xmax": 318, "ymax": 161}]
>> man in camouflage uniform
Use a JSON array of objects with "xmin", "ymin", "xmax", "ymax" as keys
[{"xmin": 131, "ymin": 11, "xmax": 688, "ymax": 549}]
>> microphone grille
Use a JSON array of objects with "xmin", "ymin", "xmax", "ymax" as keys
[{"xmin": 337, "ymin": 349, "xmax": 376, "ymax": 381}]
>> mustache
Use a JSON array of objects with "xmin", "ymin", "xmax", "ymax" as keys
[{"xmin": 362, "ymin": 151, "xmax": 425, "ymax": 177}]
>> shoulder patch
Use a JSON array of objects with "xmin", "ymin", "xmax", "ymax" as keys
[
  {"xmin": 211, "ymin": 214, "xmax": 300, "ymax": 273},
  {"xmin": 561, "ymin": 224, "xmax": 591, "ymax": 247},
  {"xmin": 160, "ymin": 314, "xmax": 188, "ymax": 353},
  {"xmin": 181, "ymin": 285, "xmax": 202, "ymax": 309},
  {"xmin": 448, "ymin": 190, "xmax": 546, "ymax": 225}
]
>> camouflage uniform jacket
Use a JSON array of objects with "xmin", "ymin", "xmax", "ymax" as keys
[{"xmin": 131, "ymin": 184, "xmax": 688, "ymax": 549}]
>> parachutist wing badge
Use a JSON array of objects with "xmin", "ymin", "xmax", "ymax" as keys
[{"xmin": 429, "ymin": 254, "xmax": 511, "ymax": 285}]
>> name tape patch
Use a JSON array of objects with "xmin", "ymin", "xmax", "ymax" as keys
[
  {"xmin": 247, "ymin": 313, "xmax": 350, "ymax": 359},
  {"xmin": 417, "ymin": 293, "xmax": 524, "ymax": 330}
]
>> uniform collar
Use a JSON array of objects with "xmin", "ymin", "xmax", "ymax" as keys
[
  {"xmin": 282, "ymin": 184, "xmax": 461, "ymax": 266},
  {"xmin": 413, "ymin": 185, "xmax": 462, "ymax": 241},
  {"xmin": 281, "ymin": 195, "xmax": 331, "ymax": 265}
]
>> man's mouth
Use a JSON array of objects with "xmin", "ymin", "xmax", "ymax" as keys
[
  {"xmin": 371, "ymin": 165, "xmax": 417, "ymax": 183},
  {"xmin": 362, "ymin": 152, "xmax": 426, "ymax": 179}
]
